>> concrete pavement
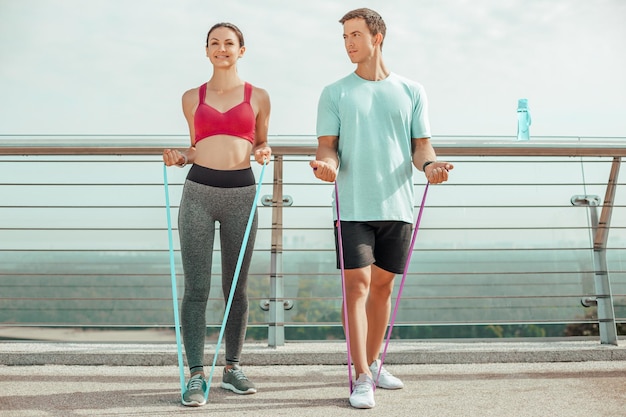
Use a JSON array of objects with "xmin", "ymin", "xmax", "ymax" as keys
[{"xmin": 0, "ymin": 340, "xmax": 625, "ymax": 417}]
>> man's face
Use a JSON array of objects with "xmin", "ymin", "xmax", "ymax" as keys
[{"xmin": 342, "ymin": 18, "xmax": 376, "ymax": 64}]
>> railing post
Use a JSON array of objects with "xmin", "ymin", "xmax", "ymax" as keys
[
  {"xmin": 575, "ymin": 157, "xmax": 620, "ymax": 345},
  {"xmin": 592, "ymin": 157, "xmax": 620, "ymax": 345},
  {"xmin": 592, "ymin": 249, "xmax": 618, "ymax": 345},
  {"xmin": 268, "ymin": 156, "xmax": 285, "ymax": 346}
]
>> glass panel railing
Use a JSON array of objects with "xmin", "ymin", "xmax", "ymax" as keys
[{"xmin": 0, "ymin": 136, "xmax": 624, "ymax": 344}]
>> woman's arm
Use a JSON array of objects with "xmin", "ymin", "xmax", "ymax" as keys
[
  {"xmin": 163, "ymin": 88, "xmax": 198, "ymax": 166},
  {"xmin": 252, "ymin": 86, "xmax": 272, "ymax": 164}
]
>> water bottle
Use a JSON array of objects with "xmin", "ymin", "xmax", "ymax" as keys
[{"xmin": 516, "ymin": 98, "xmax": 531, "ymax": 141}]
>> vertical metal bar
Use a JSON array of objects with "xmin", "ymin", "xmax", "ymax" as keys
[
  {"xmin": 592, "ymin": 250, "xmax": 618, "ymax": 345},
  {"xmin": 268, "ymin": 156, "xmax": 285, "ymax": 346},
  {"xmin": 594, "ymin": 157, "xmax": 620, "ymax": 250},
  {"xmin": 591, "ymin": 157, "xmax": 620, "ymax": 345}
]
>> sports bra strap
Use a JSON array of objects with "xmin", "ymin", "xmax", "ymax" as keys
[
  {"xmin": 198, "ymin": 83, "xmax": 207, "ymax": 104},
  {"xmin": 199, "ymin": 82, "xmax": 250, "ymax": 103},
  {"xmin": 244, "ymin": 82, "xmax": 252, "ymax": 102}
]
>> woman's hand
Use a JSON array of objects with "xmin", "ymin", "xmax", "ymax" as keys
[
  {"xmin": 163, "ymin": 149, "xmax": 187, "ymax": 167},
  {"xmin": 254, "ymin": 146, "xmax": 272, "ymax": 165}
]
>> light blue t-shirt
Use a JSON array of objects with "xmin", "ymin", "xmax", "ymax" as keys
[{"xmin": 316, "ymin": 72, "xmax": 431, "ymax": 222}]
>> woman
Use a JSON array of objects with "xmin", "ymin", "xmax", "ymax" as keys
[{"xmin": 163, "ymin": 22, "xmax": 271, "ymax": 407}]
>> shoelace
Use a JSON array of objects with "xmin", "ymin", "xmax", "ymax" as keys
[
  {"xmin": 377, "ymin": 366, "xmax": 392, "ymax": 377},
  {"xmin": 187, "ymin": 376, "xmax": 204, "ymax": 392},
  {"xmin": 353, "ymin": 379, "xmax": 373, "ymax": 394},
  {"xmin": 228, "ymin": 368, "xmax": 249, "ymax": 381}
]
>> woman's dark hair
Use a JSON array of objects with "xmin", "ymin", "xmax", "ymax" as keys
[{"xmin": 206, "ymin": 22, "xmax": 245, "ymax": 47}]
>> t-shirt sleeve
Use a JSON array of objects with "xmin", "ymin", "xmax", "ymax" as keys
[
  {"xmin": 411, "ymin": 84, "xmax": 431, "ymax": 139},
  {"xmin": 316, "ymin": 86, "xmax": 340, "ymax": 137}
]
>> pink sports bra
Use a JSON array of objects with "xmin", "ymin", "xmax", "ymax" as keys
[{"xmin": 194, "ymin": 82, "xmax": 256, "ymax": 144}]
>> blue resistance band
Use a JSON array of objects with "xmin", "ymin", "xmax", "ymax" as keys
[
  {"xmin": 204, "ymin": 159, "xmax": 267, "ymax": 398},
  {"xmin": 164, "ymin": 160, "xmax": 267, "ymax": 401},
  {"xmin": 163, "ymin": 163, "xmax": 186, "ymax": 397}
]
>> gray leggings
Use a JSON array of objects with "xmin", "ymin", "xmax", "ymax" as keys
[{"xmin": 178, "ymin": 179, "xmax": 257, "ymax": 373}]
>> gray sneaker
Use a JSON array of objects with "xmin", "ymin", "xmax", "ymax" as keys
[
  {"xmin": 220, "ymin": 365, "xmax": 257, "ymax": 394},
  {"xmin": 182, "ymin": 374, "xmax": 208, "ymax": 407}
]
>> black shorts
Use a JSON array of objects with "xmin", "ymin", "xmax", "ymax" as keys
[{"xmin": 333, "ymin": 221, "xmax": 412, "ymax": 274}]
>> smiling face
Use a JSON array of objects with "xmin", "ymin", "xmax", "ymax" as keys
[
  {"xmin": 342, "ymin": 18, "xmax": 379, "ymax": 64},
  {"xmin": 205, "ymin": 26, "xmax": 245, "ymax": 67}
]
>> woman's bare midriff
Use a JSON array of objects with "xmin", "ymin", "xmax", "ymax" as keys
[{"xmin": 193, "ymin": 135, "xmax": 254, "ymax": 170}]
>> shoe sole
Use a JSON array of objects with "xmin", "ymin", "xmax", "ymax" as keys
[
  {"xmin": 349, "ymin": 400, "xmax": 375, "ymax": 409},
  {"xmin": 220, "ymin": 382, "xmax": 257, "ymax": 395},
  {"xmin": 181, "ymin": 399, "xmax": 206, "ymax": 407},
  {"xmin": 376, "ymin": 383, "xmax": 404, "ymax": 390}
]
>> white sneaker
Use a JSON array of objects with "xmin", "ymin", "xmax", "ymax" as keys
[
  {"xmin": 349, "ymin": 373, "xmax": 376, "ymax": 409},
  {"xmin": 370, "ymin": 359, "xmax": 404, "ymax": 389}
]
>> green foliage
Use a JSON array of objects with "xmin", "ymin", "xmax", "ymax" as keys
[{"xmin": 564, "ymin": 299, "xmax": 626, "ymax": 337}]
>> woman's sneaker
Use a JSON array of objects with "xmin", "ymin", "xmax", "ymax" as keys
[
  {"xmin": 369, "ymin": 359, "xmax": 404, "ymax": 389},
  {"xmin": 182, "ymin": 374, "xmax": 208, "ymax": 407},
  {"xmin": 221, "ymin": 365, "xmax": 257, "ymax": 394},
  {"xmin": 349, "ymin": 374, "xmax": 376, "ymax": 409}
]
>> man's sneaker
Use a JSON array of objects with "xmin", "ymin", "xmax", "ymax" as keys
[
  {"xmin": 370, "ymin": 359, "xmax": 404, "ymax": 389},
  {"xmin": 182, "ymin": 374, "xmax": 208, "ymax": 407},
  {"xmin": 349, "ymin": 373, "xmax": 376, "ymax": 409},
  {"xmin": 221, "ymin": 365, "xmax": 257, "ymax": 395}
]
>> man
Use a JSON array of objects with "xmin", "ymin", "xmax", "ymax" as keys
[{"xmin": 310, "ymin": 8, "xmax": 453, "ymax": 409}]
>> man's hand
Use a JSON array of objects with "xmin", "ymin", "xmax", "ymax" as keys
[
  {"xmin": 310, "ymin": 160, "xmax": 337, "ymax": 183},
  {"xmin": 425, "ymin": 162, "xmax": 454, "ymax": 184}
]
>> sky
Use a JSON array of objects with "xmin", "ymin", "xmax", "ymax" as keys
[{"xmin": 0, "ymin": 0, "xmax": 625, "ymax": 138}]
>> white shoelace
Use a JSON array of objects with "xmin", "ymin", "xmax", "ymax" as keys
[
  {"xmin": 353, "ymin": 375, "xmax": 375, "ymax": 393},
  {"xmin": 378, "ymin": 367, "xmax": 392, "ymax": 377},
  {"xmin": 353, "ymin": 381, "xmax": 371, "ymax": 394}
]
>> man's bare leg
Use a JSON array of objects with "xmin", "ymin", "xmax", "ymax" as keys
[
  {"xmin": 343, "ymin": 265, "xmax": 373, "ymax": 377},
  {"xmin": 366, "ymin": 264, "xmax": 395, "ymax": 364}
]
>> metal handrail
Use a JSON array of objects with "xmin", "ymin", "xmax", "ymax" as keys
[{"xmin": 2, "ymin": 134, "xmax": 626, "ymax": 156}]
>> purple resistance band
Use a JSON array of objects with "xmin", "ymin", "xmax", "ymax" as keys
[
  {"xmin": 335, "ymin": 181, "xmax": 430, "ymax": 391},
  {"xmin": 334, "ymin": 181, "xmax": 353, "ymax": 393},
  {"xmin": 376, "ymin": 182, "xmax": 429, "ymax": 385}
]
